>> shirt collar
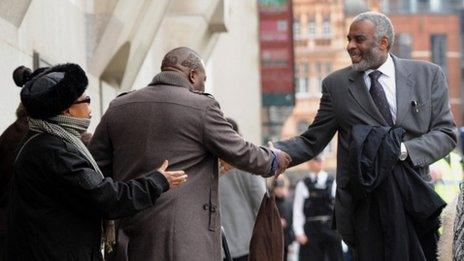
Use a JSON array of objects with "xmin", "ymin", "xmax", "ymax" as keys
[{"xmin": 365, "ymin": 54, "xmax": 395, "ymax": 79}]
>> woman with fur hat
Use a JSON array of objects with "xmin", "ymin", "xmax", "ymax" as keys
[{"xmin": 5, "ymin": 64, "xmax": 187, "ymax": 261}]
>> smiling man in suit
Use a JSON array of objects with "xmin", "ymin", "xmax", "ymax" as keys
[{"xmin": 275, "ymin": 11, "xmax": 456, "ymax": 258}]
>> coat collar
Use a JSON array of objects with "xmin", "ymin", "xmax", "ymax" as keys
[{"xmin": 149, "ymin": 71, "xmax": 194, "ymax": 90}]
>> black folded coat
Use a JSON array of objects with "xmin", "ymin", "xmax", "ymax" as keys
[{"xmin": 347, "ymin": 125, "xmax": 446, "ymax": 261}]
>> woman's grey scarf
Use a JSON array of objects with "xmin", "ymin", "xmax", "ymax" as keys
[{"xmin": 28, "ymin": 115, "xmax": 103, "ymax": 177}]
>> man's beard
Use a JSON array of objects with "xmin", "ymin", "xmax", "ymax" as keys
[{"xmin": 351, "ymin": 46, "xmax": 386, "ymax": 72}]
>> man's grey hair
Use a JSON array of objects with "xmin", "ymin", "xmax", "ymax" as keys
[{"xmin": 352, "ymin": 11, "xmax": 395, "ymax": 49}]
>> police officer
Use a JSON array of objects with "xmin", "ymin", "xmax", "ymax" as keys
[{"xmin": 293, "ymin": 155, "xmax": 343, "ymax": 261}]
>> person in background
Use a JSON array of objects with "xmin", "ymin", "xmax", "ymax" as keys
[
  {"xmin": 0, "ymin": 103, "xmax": 29, "ymax": 260},
  {"xmin": 219, "ymin": 117, "xmax": 267, "ymax": 261},
  {"xmin": 433, "ymin": 152, "xmax": 463, "ymax": 260},
  {"xmin": 5, "ymin": 64, "xmax": 187, "ymax": 261},
  {"xmin": 430, "ymin": 151, "xmax": 463, "ymax": 204},
  {"xmin": 0, "ymin": 66, "xmax": 52, "ymax": 259},
  {"xmin": 292, "ymin": 156, "xmax": 342, "ymax": 261},
  {"xmin": 273, "ymin": 175, "xmax": 294, "ymax": 261}
]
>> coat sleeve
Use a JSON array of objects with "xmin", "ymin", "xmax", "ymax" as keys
[
  {"xmin": 52, "ymin": 143, "xmax": 169, "ymax": 219},
  {"xmin": 274, "ymin": 80, "xmax": 339, "ymax": 167},
  {"xmin": 89, "ymin": 111, "xmax": 113, "ymax": 178},
  {"xmin": 202, "ymin": 100, "xmax": 274, "ymax": 177},
  {"xmin": 403, "ymin": 66, "xmax": 457, "ymax": 167}
]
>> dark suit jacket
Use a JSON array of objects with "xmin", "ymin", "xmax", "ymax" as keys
[
  {"xmin": 275, "ymin": 55, "xmax": 456, "ymax": 243},
  {"xmin": 348, "ymin": 125, "xmax": 446, "ymax": 260},
  {"xmin": 90, "ymin": 71, "xmax": 274, "ymax": 261}
]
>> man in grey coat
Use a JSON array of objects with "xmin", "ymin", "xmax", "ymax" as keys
[
  {"xmin": 90, "ymin": 47, "xmax": 291, "ymax": 261},
  {"xmin": 274, "ymin": 11, "xmax": 456, "ymax": 255}
]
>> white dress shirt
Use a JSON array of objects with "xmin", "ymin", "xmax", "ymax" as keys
[
  {"xmin": 292, "ymin": 171, "xmax": 336, "ymax": 237},
  {"xmin": 363, "ymin": 54, "xmax": 397, "ymax": 123}
]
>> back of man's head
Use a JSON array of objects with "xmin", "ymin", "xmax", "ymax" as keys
[
  {"xmin": 161, "ymin": 47, "xmax": 206, "ymax": 92},
  {"xmin": 161, "ymin": 47, "xmax": 203, "ymax": 72}
]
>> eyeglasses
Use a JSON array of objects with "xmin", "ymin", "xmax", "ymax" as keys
[{"xmin": 73, "ymin": 96, "xmax": 91, "ymax": 105}]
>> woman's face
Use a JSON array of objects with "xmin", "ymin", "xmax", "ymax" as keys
[{"xmin": 64, "ymin": 93, "xmax": 92, "ymax": 119}]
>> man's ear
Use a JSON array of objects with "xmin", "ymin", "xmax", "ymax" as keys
[
  {"xmin": 380, "ymin": 36, "xmax": 389, "ymax": 51},
  {"xmin": 188, "ymin": 70, "xmax": 196, "ymax": 83}
]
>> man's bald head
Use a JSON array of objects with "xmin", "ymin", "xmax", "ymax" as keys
[
  {"xmin": 161, "ymin": 47, "xmax": 206, "ymax": 92},
  {"xmin": 161, "ymin": 47, "xmax": 204, "ymax": 72}
]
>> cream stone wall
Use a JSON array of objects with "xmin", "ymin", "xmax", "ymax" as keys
[{"xmin": 209, "ymin": 0, "xmax": 262, "ymax": 144}]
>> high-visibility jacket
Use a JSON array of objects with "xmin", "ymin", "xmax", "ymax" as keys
[{"xmin": 431, "ymin": 152, "xmax": 463, "ymax": 203}]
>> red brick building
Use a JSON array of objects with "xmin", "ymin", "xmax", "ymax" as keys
[{"xmin": 389, "ymin": 14, "xmax": 462, "ymax": 126}]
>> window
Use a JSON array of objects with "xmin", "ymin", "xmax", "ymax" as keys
[
  {"xmin": 277, "ymin": 20, "xmax": 287, "ymax": 32},
  {"xmin": 431, "ymin": 34, "xmax": 447, "ymax": 73},
  {"xmin": 315, "ymin": 62, "xmax": 322, "ymax": 94},
  {"xmin": 296, "ymin": 63, "xmax": 309, "ymax": 97},
  {"xmin": 294, "ymin": 64, "xmax": 300, "ymax": 91},
  {"xmin": 322, "ymin": 20, "xmax": 331, "ymax": 37},
  {"xmin": 307, "ymin": 19, "xmax": 316, "ymax": 38},
  {"xmin": 297, "ymin": 78, "xmax": 308, "ymax": 96},
  {"xmin": 392, "ymin": 33, "xmax": 412, "ymax": 59},
  {"xmin": 325, "ymin": 62, "xmax": 332, "ymax": 76},
  {"xmin": 304, "ymin": 62, "xmax": 310, "ymax": 93},
  {"xmin": 311, "ymin": 62, "xmax": 331, "ymax": 94},
  {"xmin": 293, "ymin": 20, "xmax": 300, "ymax": 39}
]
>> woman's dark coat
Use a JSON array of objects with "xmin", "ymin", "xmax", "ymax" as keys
[{"xmin": 5, "ymin": 132, "xmax": 169, "ymax": 261}]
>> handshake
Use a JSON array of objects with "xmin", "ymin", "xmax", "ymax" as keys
[
  {"xmin": 268, "ymin": 141, "xmax": 292, "ymax": 176},
  {"xmin": 219, "ymin": 142, "xmax": 292, "ymax": 177}
]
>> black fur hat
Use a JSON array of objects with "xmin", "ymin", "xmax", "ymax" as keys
[{"xmin": 14, "ymin": 63, "xmax": 88, "ymax": 119}]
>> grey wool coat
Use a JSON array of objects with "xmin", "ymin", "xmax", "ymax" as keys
[{"xmin": 89, "ymin": 71, "xmax": 275, "ymax": 261}]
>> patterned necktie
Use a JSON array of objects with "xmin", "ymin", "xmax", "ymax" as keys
[{"xmin": 369, "ymin": 70, "xmax": 394, "ymax": 126}]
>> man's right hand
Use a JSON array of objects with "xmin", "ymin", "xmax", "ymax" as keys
[
  {"xmin": 157, "ymin": 160, "xmax": 187, "ymax": 188},
  {"xmin": 276, "ymin": 150, "xmax": 292, "ymax": 174},
  {"xmin": 296, "ymin": 234, "xmax": 308, "ymax": 245},
  {"xmin": 268, "ymin": 141, "xmax": 292, "ymax": 175}
]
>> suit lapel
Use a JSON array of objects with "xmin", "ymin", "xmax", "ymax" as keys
[
  {"xmin": 392, "ymin": 55, "xmax": 414, "ymax": 125},
  {"xmin": 348, "ymin": 70, "xmax": 387, "ymax": 125}
]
